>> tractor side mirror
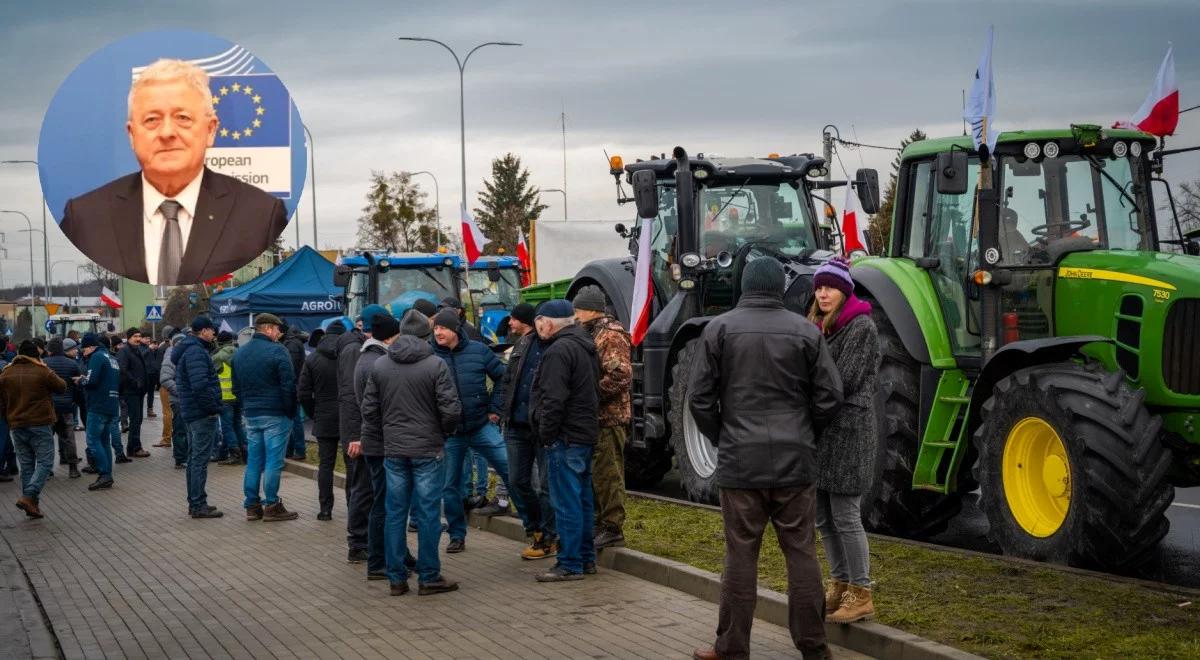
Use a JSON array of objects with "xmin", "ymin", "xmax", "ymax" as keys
[
  {"xmin": 631, "ymin": 170, "xmax": 658, "ymax": 219},
  {"xmin": 332, "ymin": 264, "xmax": 352, "ymax": 288},
  {"xmin": 486, "ymin": 265, "xmax": 501, "ymax": 283},
  {"xmin": 936, "ymin": 152, "xmax": 969, "ymax": 195},
  {"xmin": 854, "ymin": 168, "xmax": 881, "ymax": 214}
]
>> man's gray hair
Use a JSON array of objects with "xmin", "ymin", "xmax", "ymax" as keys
[
  {"xmin": 542, "ymin": 316, "xmax": 576, "ymax": 332},
  {"xmin": 128, "ymin": 59, "xmax": 214, "ymax": 119}
]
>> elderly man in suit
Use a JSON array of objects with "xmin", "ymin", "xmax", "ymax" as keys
[{"xmin": 60, "ymin": 58, "xmax": 288, "ymax": 285}]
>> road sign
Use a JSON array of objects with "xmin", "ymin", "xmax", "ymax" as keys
[
  {"xmin": 45, "ymin": 319, "xmax": 55, "ymax": 333},
  {"xmin": 145, "ymin": 305, "xmax": 163, "ymax": 322},
  {"xmin": 44, "ymin": 303, "xmax": 61, "ymax": 315}
]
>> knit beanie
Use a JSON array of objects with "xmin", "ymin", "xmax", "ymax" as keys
[
  {"xmin": 191, "ymin": 316, "xmax": 216, "ymax": 333},
  {"xmin": 81, "ymin": 332, "xmax": 99, "ymax": 349},
  {"xmin": 812, "ymin": 257, "xmax": 854, "ymax": 298},
  {"xmin": 572, "ymin": 285, "xmax": 606, "ymax": 313},
  {"xmin": 399, "ymin": 309, "xmax": 432, "ymax": 339},
  {"xmin": 510, "ymin": 302, "xmax": 535, "ymax": 327},
  {"xmin": 433, "ymin": 308, "xmax": 461, "ymax": 332},
  {"xmin": 18, "ymin": 340, "xmax": 38, "ymax": 358},
  {"xmin": 371, "ymin": 313, "xmax": 400, "ymax": 341},
  {"xmin": 47, "ymin": 338, "xmax": 64, "ymax": 355},
  {"xmin": 325, "ymin": 320, "xmax": 346, "ymax": 336},
  {"xmin": 412, "ymin": 297, "xmax": 438, "ymax": 319},
  {"xmin": 741, "ymin": 257, "xmax": 785, "ymax": 296},
  {"xmin": 359, "ymin": 304, "xmax": 390, "ymax": 331}
]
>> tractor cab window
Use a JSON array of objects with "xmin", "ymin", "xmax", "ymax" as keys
[
  {"xmin": 345, "ymin": 270, "xmax": 369, "ymax": 320},
  {"xmin": 377, "ymin": 267, "xmax": 457, "ymax": 308},
  {"xmin": 650, "ymin": 185, "xmax": 680, "ymax": 302},
  {"xmin": 928, "ymin": 159, "xmax": 982, "ymax": 353},
  {"xmin": 467, "ymin": 268, "xmax": 520, "ymax": 309},
  {"xmin": 698, "ymin": 182, "xmax": 815, "ymax": 259}
]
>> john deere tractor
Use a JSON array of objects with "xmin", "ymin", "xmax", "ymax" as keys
[
  {"xmin": 563, "ymin": 147, "xmax": 878, "ymax": 500},
  {"xmin": 853, "ymin": 125, "xmax": 1200, "ymax": 571}
]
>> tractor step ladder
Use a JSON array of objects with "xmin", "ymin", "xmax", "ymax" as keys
[{"xmin": 913, "ymin": 369, "xmax": 972, "ymax": 494}]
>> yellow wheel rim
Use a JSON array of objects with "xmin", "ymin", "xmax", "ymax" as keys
[{"xmin": 1002, "ymin": 417, "xmax": 1071, "ymax": 538}]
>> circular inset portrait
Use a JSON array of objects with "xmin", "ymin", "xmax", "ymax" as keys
[{"xmin": 38, "ymin": 30, "xmax": 306, "ymax": 286}]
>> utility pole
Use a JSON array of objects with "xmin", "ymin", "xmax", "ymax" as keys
[
  {"xmin": 561, "ymin": 106, "xmax": 568, "ymax": 220},
  {"xmin": 821, "ymin": 125, "xmax": 838, "ymax": 185}
]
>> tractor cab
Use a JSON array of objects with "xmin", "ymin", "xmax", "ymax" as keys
[
  {"xmin": 333, "ymin": 252, "xmax": 462, "ymax": 323},
  {"xmin": 464, "ymin": 255, "xmax": 522, "ymax": 342}
]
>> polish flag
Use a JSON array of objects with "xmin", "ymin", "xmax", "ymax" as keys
[
  {"xmin": 841, "ymin": 183, "xmax": 869, "ymax": 257},
  {"xmin": 100, "ymin": 286, "xmax": 122, "ymax": 309},
  {"xmin": 204, "ymin": 272, "xmax": 234, "ymax": 285},
  {"xmin": 1115, "ymin": 45, "xmax": 1179, "ymax": 137},
  {"xmin": 461, "ymin": 203, "xmax": 490, "ymax": 264},
  {"xmin": 630, "ymin": 216, "xmax": 654, "ymax": 346},
  {"xmin": 516, "ymin": 229, "xmax": 531, "ymax": 287}
]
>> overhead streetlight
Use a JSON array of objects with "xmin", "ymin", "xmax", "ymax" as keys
[
  {"xmin": 542, "ymin": 188, "xmax": 567, "ymax": 221},
  {"xmin": 1, "ymin": 160, "xmax": 50, "ymax": 304},
  {"xmin": 0, "ymin": 209, "xmax": 38, "ymax": 333},
  {"xmin": 50, "ymin": 260, "xmax": 75, "ymax": 301},
  {"xmin": 409, "ymin": 170, "xmax": 441, "ymax": 249}
]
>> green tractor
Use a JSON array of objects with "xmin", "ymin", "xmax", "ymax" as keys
[{"xmin": 853, "ymin": 125, "xmax": 1200, "ymax": 571}]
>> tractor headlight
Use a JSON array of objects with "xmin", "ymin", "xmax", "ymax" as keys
[
  {"xmin": 1023, "ymin": 142, "xmax": 1041, "ymax": 159},
  {"xmin": 1130, "ymin": 142, "xmax": 1143, "ymax": 158},
  {"xmin": 693, "ymin": 168, "xmax": 709, "ymax": 180},
  {"xmin": 1112, "ymin": 141, "xmax": 1128, "ymax": 158},
  {"xmin": 443, "ymin": 257, "xmax": 454, "ymax": 267},
  {"xmin": 1042, "ymin": 141, "xmax": 1060, "ymax": 159},
  {"xmin": 679, "ymin": 278, "xmax": 696, "ymax": 290},
  {"xmin": 680, "ymin": 252, "xmax": 702, "ymax": 268}
]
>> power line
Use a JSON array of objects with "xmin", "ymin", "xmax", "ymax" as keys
[{"xmin": 834, "ymin": 137, "xmax": 901, "ymax": 152}]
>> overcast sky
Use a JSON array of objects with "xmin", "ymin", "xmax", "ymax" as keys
[{"xmin": 1, "ymin": 0, "xmax": 1197, "ymax": 290}]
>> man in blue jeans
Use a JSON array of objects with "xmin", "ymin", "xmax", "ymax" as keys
[
  {"xmin": 79, "ymin": 333, "xmax": 121, "ymax": 491},
  {"xmin": 430, "ymin": 308, "xmax": 516, "ymax": 554},
  {"xmin": 233, "ymin": 313, "xmax": 299, "ymax": 522},
  {"xmin": 174, "ymin": 317, "xmax": 225, "ymax": 519},
  {"xmin": 529, "ymin": 300, "xmax": 600, "ymax": 582},
  {"xmin": 0, "ymin": 340, "xmax": 67, "ymax": 518},
  {"xmin": 361, "ymin": 309, "xmax": 461, "ymax": 596}
]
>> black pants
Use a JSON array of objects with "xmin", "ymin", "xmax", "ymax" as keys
[
  {"xmin": 52, "ymin": 410, "xmax": 78, "ymax": 465},
  {"xmin": 145, "ymin": 385, "xmax": 157, "ymax": 413},
  {"xmin": 316, "ymin": 436, "xmax": 339, "ymax": 512},
  {"xmin": 344, "ymin": 450, "xmax": 373, "ymax": 552},
  {"xmin": 716, "ymin": 486, "xmax": 826, "ymax": 660},
  {"xmin": 122, "ymin": 394, "xmax": 144, "ymax": 453}
]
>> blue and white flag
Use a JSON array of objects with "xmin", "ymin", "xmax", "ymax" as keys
[{"xmin": 964, "ymin": 26, "xmax": 998, "ymax": 155}]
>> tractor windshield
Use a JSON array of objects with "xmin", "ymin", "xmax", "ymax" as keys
[
  {"xmin": 378, "ymin": 267, "xmax": 458, "ymax": 307},
  {"xmin": 996, "ymin": 154, "xmax": 1151, "ymax": 265},
  {"xmin": 698, "ymin": 182, "xmax": 816, "ymax": 258},
  {"xmin": 466, "ymin": 268, "xmax": 521, "ymax": 309}
]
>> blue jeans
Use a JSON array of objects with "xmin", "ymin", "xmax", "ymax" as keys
[
  {"xmin": 546, "ymin": 441, "xmax": 596, "ymax": 574},
  {"xmin": 122, "ymin": 393, "xmax": 144, "ymax": 452},
  {"xmin": 243, "ymin": 415, "xmax": 291, "ymax": 507},
  {"xmin": 506, "ymin": 425, "xmax": 554, "ymax": 537},
  {"xmin": 442, "ymin": 423, "xmax": 511, "ymax": 541},
  {"xmin": 170, "ymin": 403, "xmax": 189, "ymax": 466},
  {"xmin": 289, "ymin": 406, "xmax": 306, "ymax": 457},
  {"xmin": 12, "ymin": 426, "xmax": 54, "ymax": 499},
  {"xmin": 85, "ymin": 412, "xmax": 119, "ymax": 479},
  {"xmin": 366, "ymin": 455, "xmax": 387, "ymax": 573},
  {"xmin": 462, "ymin": 450, "xmax": 489, "ymax": 497},
  {"xmin": 385, "ymin": 456, "xmax": 444, "ymax": 584},
  {"xmin": 186, "ymin": 414, "xmax": 219, "ymax": 511},
  {"xmin": 217, "ymin": 403, "xmax": 245, "ymax": 459}
]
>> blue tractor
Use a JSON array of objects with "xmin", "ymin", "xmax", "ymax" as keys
[
  {"xmin": 331, "ymin": 252, "xmax": 464, "ymax": 327},
  {"xmin": 463, "ymin": 255, "xmax": 524, "ymax": 342}
]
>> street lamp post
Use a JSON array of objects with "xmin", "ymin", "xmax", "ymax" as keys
[
  {"xmin": 0, "ymin": 210, "xmax": 37, "ymax": 333},
  {"xmin": 409, "ymin": 170, "xmax": 441, "ymax": 249},
  {"xmin": 303, "ymin": 124, "xmax": 317, "ymax": 247},
  {"xmin": 50, "ymin": 260, "xmax": 74, "ymax": 304},
  {"xmin": 1, "ymin": 161, "xmax": 50, "ymax": 303},
  {"xmin": 542, "ymin": 188, "xmax": 567, "ymax": 221},
  {"xmin": 76, "ymin": 265, "xmax": 88, "ymax": 305}
]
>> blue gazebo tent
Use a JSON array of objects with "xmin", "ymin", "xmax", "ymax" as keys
[{"xmin": 210, "ymin": 246, "xmax": 341, "ymax": 333}]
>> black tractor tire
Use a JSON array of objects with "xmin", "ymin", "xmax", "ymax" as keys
[
  {"xmin": 668, "ymin": 339, "xmax": 719, "ymax": 504},
  {"xmin": 623, "ymin": 444, "xmax": 673, "ymax": 490},
  {"xmin": 861, "ymin": 310, "xmax": 966, "ymax": 538},
  {"xmin": 972, "ymin": 362, "xmax": 1174, "ymax": 571}
]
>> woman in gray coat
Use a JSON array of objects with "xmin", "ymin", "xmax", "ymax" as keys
[{"xmin": 807, "ymin": 257, "xmax": 879, "ymax": 624}]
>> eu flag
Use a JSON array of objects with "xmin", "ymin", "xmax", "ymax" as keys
[{"xmin": 209, "ymin": 74, "xmax": 290, "ymax": 148}]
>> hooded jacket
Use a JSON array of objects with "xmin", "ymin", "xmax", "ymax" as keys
[
  {"xmin": 175, "ymin": 334, "xmax": 222, "ymax": 422},
  {"xmin": 298, "ymin": 332, "xmax": 341, "ymax": 438},
  {"xmin": 360, "ymin": 335, "xmax": 460, "ymax": 458},
  {"xmin": 82, "ymin": 347, "xmax": 121, "ymax": 417},
  {"xmin": 531, "ymin": 323, "xmax": 600, "ymax": 446},
  {"xmin": 688, "ymin": 292, "xmax": 843, "ymax": 489},
  {"xmin": 0, "ymin": 355, "xmax": 67, "ymax": 428},
  {"xmin": 231, "ymin": 333, "xmax": 296, "ymax": 419},
  {"xmin": 335, "ymin": 330, "xmax": 366, "ymax": 444},
  {"xmin": 352, "ymin": 338, "xmax": 390, "ymax": 454},
  {"xmin": 431, "ymin": 328, "xmax": 506, "ymax": 434}
]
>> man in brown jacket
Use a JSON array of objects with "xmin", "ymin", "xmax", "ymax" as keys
[
  {"xmin": 571, "ymin": 286, "xmax": 632, "ymax": 549},
  {"xmin": 0, "ymin": 341, "xmax": 68, "ymax": 518}
]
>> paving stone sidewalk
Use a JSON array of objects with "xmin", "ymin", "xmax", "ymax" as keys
[{"xmin": 0, "ymin": 416, "xmax": 867, "ymax": 659}]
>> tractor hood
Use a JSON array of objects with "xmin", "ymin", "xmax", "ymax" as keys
[{"xmin": 1057, "ymin": 250, "xmax": 1200, "ymax": 293}]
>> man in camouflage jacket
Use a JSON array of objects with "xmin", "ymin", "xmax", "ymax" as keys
[{"xmin": 571, "ymin": 286, "xmax": 632, "ymax": 549}]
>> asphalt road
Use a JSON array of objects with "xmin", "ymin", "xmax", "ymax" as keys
[{"xmin": 643, "ymin": 469, "xmax": 1200, "ymax": 589}]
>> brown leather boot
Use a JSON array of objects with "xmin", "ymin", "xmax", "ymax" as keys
[
  {"xmin": 824, "ymin": 579, "xmax": 849, "ymax": 615},
  {"xmin": 262, "ymin": 499, "xmax": 298, "ymax": 522},
  {"xmin": 246, "ymin": 504, "xmax": 264, "ymax": 521},
  {"xmin": 828, "ymin": 583, "xmax": 874, "ymax": 624},
  {"xmin": 16, "ymin": 496, "xmax": 43, "ymax": 519}
]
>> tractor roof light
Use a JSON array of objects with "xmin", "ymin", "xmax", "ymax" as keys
[
  {"xmin": 693, "ymin": 168, "xmax": 709, "ymax": 180},
  {"xmin": 681, "ymin": 252, "xmax": 702, "ymax": 268},
  {"xmin": 767, "ymin": 152, "xmax": 781, "ymax": 158},
  {"xmin": 1042, "ymin": 141, "xmax": 1060, "ymax": 159},
  {"xmin": 609, "ymin": 155, "xmax": 624, "ymax": 175},
  {"xmin": 1023, "ymin": 142, "xmax": 1041, "ymax": 160},
  {"xmin": 1130, "ymin": 141, "xmax": 1143, "ymax": 158},
  {"xmin": 807, "ymin": 165, "xmax": 829, "ymax": 179},
  {"xmin": 1112, "ymin": 141, "xmax": 1128, "ymax": 158},
  {"xmin": 442, "ymin": 257, "xmax": 454, "ymax": 267}
]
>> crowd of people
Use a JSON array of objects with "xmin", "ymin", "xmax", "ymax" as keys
[{"xmin": 0, "ymin": 255, "xmax": 879, "ymax": 660}]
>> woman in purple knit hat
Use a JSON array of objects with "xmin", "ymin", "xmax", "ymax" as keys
[{"xmin": 806, "ymin": 256, "xmax": 880, "ymax": 624}]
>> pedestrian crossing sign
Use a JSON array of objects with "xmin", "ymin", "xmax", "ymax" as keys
[{"xmin": 145, "ymin": 305, "xmax": 163, "ymax": 322}]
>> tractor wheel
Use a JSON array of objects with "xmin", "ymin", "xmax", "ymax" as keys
[
  {"xmin": 972, "ymin": 362, "xmax": 1174, "ymax": 571},
  {"xmin": 623, "ymin": 444, "xmax": 673, "ymax": 490},
  {"xmin": 668, "ymin": 339, "xmax": 719, "ymax": 504},
  {"xmin": 861, "ymin": 310, "xmax": 966, "ymax": 537}
]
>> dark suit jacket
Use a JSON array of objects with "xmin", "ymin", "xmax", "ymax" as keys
[{"xmin": 60, "ymin": 168, "xmax": 288, "ymax": 285}]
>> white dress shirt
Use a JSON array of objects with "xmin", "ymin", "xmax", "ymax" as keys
[{"xmin": 142, "ymin": 171, "xmax": 203, "ymax": 285}]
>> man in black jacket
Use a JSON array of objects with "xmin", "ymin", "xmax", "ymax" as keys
[
  {"xmin": 117, "ymin": 328, "xmax": 150, "ymax": 458},
  {"xmin": 530, "ymin": 299, "xmax": 599, "ymax": 583},
  {"xmin": 337, "ymin": 305, "xmax": 388, "ymax": 563},
  {"xmin": 281, "ymin": 325, "xmax": 308, "ymax": 460},
  {"xmin": 299, "ymin": 322, "xmax": 344, "ymax": 520},
  {"xmin": 44, "ymin": 338, "xmax": 82, "ymax": 478},
  {"xmin": 361, "ymin": 309, "xmax": 461, "ymax": 596},
  {"xmin": 688, "ymin": 257, "xmax": 843, "ymax": 660}
]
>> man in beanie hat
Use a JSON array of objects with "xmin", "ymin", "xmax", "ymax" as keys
[
  {"xmin": 412, "ymin": 297, "xmax": 437, "ymax": 320},
  {"xmin": 431, "ymin": 301, "xmax": 513, "ymax": 555},
  {"xmin": 688, "ymin": 256, "xmax": 844, "ymax": 660},
  {"xmin": 571, "ymin": 285, "xmax": 632, "ymax": 550},
  {"xmin": 0, "ymin": 340, "xmax": 67, "ymax": 517},
  {"xmin": 79, "ymin": 332, "xmax": 121, "ymax": 491},
  {"xmin": 174, "ymin": 317, "xmax": 224, "ymax": 518},
  {"xmin": 530, "ymin": 299, "xmax": 600, "ymax": 582},
  {"xmin": 232, "ymin": 312, "xmax": 298, "ymax": 522},
  {"xmin": 117, "ymin": 327, "xmax": 151, "ymax": 458},
  {"xmin": 439, "ymin": 297, "xmax": 485, "ymax": 343},
  {"xmin": 44, "ymin": 338, "xmax": 83, "ymax": 478}
]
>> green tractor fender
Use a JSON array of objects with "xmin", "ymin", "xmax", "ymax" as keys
[{"xmin": 850, "ymin": 259, "xmax": 953, "ymax": 368}]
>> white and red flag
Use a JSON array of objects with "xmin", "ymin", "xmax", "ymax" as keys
[
  {"xmin": 100, "ymin": 286, "xmax": 122, "ymax": 309},
  {"xmin": 629, "ymin": 216, "xmax": 654, "ymax": 346},
  {"xmin": 204, "ymin": 272, "xmax": 234, "ymax": 286},
  {"xmin": 841, "ymin": 183, "xmax": 869, "ymax": 257},
  {"xmin": 1114, "ymin": 45, "xmax": 1179, "ymax": 137},
  {"xmin": 461, "ymin": 203, "xmax": 490, "ymax": 264},
  {"xmin": 516, "ymin": 229, "xmax": 531, "ymax": 287}
]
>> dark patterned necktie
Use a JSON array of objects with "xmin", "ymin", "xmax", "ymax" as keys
[{"xmin": 158, "ymin": 200, "xmax": 183, "ymax": 284}]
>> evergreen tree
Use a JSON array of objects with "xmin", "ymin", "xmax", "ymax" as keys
[
  {"xmin": 473, "ymin": 154, "xmax": 547, "ymax": 255},
  {"xmin": 355, "ymin": 171, "xmax": 449, "ymax": 252},
  {"xmin": 868, "ymin": 128, "xmax": 926, "ymax": 254},
  {"xmin": 13, "ymin": 308, "xmax": 32, "ymax": 342}
]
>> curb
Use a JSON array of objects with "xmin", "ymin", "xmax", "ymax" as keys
[
  {"xmin": 0, "ymin": 536, "xmax": 60, "ymax": 660},
  {"xmin": 284, "ymin": 459, "xmax": 979, "ymax": 659}
]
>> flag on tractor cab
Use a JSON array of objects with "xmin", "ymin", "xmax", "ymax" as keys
[
  {"xmin": 100, "ymin": 286, "xmax": 122, "ymax": 309},
  {"xmin": 841, "ymin": 183, "xmax": 869, "ymax": 257},
  {"xmin": 630, "ymin": 216, "xmax": 654, "ymax": 346},
  {"xmin": 461, "ymin": 203, "xmax": 490, "ymax": 264},
  {"xmin": 964, "ymin": 25, "xmax": 999, "ymax": 156},
  {"xmin": 1114, "ymin": 45, "xmax": 1178, "ymax": 137},
  {"xmin": 516, "ymin": 229, "xmax": 531, "ymax": 287}
]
